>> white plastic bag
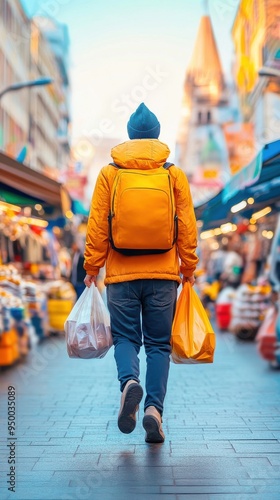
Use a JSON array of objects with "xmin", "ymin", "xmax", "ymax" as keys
[{"xmin": 64, "ymin": 286, "xmax": 112, "ymax": 359}]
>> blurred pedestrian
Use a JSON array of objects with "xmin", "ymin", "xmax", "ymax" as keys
[
  {"xmin": 221, "ymin": 235, "xmax": 243, "ymax": 288},
  {"xmin": 83, "ymin": 103, "xmax": 198, "ymax": 443},
  {"xmin": 70, "ymin": 240, "xmax": 85, "ymax": 299},
  {"xmin": 207, "ymin": 243, "xmax": 228, "ymax": 282}
]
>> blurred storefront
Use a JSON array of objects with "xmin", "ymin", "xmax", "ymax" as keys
[
  {"xmin": 0, "ymin": 0, "xmax": 71, "ymax": 175},
  {"xmin": 0, "ymin": 151, "xmax": 76, "ymax": 368},
  {"xmin": 0, "ymin": 0, "xmax": 30, "ymax": 155},
  {"xmin": 232, "ymin": 0, "xmax": 280, "ymax": 144},
  {"xmin": 223, "ymin": 122, "xmax": 256, "ymax": 175},
  {"xmin": 195, "ymin": 139, "xmax": 280, "ymax": 366},
  {"xmin": 196, "ymin": 139, "xmax": 280, "ymax": 233},
  {"xmin": 0, "ymin": 1, "xmax": 74, "ymax": 368}
]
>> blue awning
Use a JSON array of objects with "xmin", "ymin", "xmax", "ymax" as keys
[
  {"xmin": 71, "ymin": 199, "xmax": 89, "ymax": 216},
  {"xmin": 222, "ymin": 150, "xmax": 263, "ymax": 203},
  {"xmin": 0, "ymin": 151, "xmax": 71, "ymax": 216},
  {"xmin": 195, "ymin": 140, "xmax": 280, "ymax": 229}
]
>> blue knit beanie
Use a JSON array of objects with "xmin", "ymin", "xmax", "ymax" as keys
[{"xmin": 127, "ymin": 103, "xmax": 160, "ymax": 139}]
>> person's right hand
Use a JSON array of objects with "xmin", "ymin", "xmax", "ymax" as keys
[
  {"xmin": 84, "ymin": 274, "xmax": 97, "ymax": 288},
  {"xmin": 182, "ymin": 274, "xmax": 195, "ymax": 286}
]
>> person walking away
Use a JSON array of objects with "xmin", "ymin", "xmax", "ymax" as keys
[
  {"xmin": 221, "ymin": 235, "xmax": 244, "ymax": 288},
  {"xmin": 208, "ymin": 243, "xmax": 227, "ymax": 282},
  {"xmin": 70, "ymin": 241, "xmax": 86, "ymax": 299},
  {"xmin": 83, "ymin": 103, "xmax": 198, "ymax": 443}
]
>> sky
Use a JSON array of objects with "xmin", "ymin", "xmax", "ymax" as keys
[{"xmin": 21, "ymin": 0, "xmax": 239, "ymax": 154}]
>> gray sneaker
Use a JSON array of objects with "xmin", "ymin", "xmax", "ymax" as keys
[{"xmin": 118, "ymin": 381, "xmax": 143, "ymax": 434}]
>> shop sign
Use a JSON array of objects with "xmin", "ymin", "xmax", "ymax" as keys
[
  {"xmin": 203, "ymin": 169, "xmax": 219, "ymax": 179},
  {"xmin": 223, "ymin": 122, "xmax": 255, "ymax": 175},
  {"xmin": 64, "ymin": 171, "xmax": 87, "ymax": 200},
  {"xmin": 222, "ymin": 149, "xmax": 263, "ymax": 203}
]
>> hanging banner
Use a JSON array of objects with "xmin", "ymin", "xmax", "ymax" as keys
[
  {"xmin": 223, "ymin": 122, "xmax": 256, "ymax": 175},
  {"xmin": 64, "ymin": 171, "xmax": 87, "ymax": 201},
  {"xmin": 222, "ymin": 149, "xmax": 263, "ymax": 203}
]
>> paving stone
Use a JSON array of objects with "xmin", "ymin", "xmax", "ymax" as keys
[
  {"xmin": 0, "ymin": 458, "xmax": 39, "ymax": 472},
  {"xmin": 76, "ymin": 443, "xmax": 135, "ymax": 454},
  {"xmin": 0, "ymin": 486, "xmax": 74, "ymax": 500},
  {"xmin": 43, "ymin": 445, "xmax": 79, "ymax": 455},
  {"xmin": 239, "ymin": 457, "xmax": 271, "ymax": 466},
  {"xmin": 0, "ymin": 470, "xmax": 55, "ymax": 483},
  {"xmin": 29, "ymin": 440, "xmax": 52, "ymax": 445},
  {"xmin": 48, "ymin": 437, "xmax": 83, "ymax": 445},
  {"xmin": 177, "ymin": 496, "xmax": 209, "ymax": 500},
  {"xmin": 169, "ymin": 448, "xmax": 238, "ymax": 458},
  {"xmin": 208, "ymin": 496, "xmax": 280, "ymax": 500},
  {"xmin": 238, "ymin": 478, "xmax": 280, "ymax": 486},
  {"xmin": 232, "ymin": 441, "xmax": 280, "ymax": 453},
  {"xmin": 172, "ymin": 465, "xmax": 250, "ymax": 479},
  {"xmin": 161, "ymin": 485, "xmax": 257, "ymax": 494},
  {"xmin": 33, "ymin": 455, "xmax": 100, "ymax": 470},
  {"xmin": 265, "ymin": 424, "xmax": 280, "ymax": 430},
  {"xmin": 68, "ymin": 470, "xmax": 175, "ymax": 486},
  {"xmin": 174, "ymin": 478, "xmax": 242, "ymax": 486},
  {"xmin": 16, "ymin": 446, "xmax": 47, "ymax": 458},
  {"xmin": 255, "ymin": 484, "xmax": 280, "ymax": 493},
  {"xmin": 246, "ymin": 465, "xmax": 280, "ymax": 479},
  {"xmin": 266, "ymin": 455, "xmax": 280, "ymax": 465},
  {"xmin": 64, "ymin": 431, "xmax": 84, "ymax": 438}
]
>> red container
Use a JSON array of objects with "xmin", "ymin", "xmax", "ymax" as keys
[
  {"xmin": 216, "ymin": 304, "xmax": 231, "ymax": 331},
  {"xmin": 258, "ymin": 338, "xmax": 276, "ymax": 361},
  {"xmin": 256, "ymin": 306, "xmax": 277, "ymax": 362}
]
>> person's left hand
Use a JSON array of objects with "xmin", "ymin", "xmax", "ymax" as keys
[
  {"xmin": 84, "ymin": 274, "xmax": 97, "ymax": 288},
  {"xmin": 182, "ymin": 274, "xmax": 195, "ymax": 286}
]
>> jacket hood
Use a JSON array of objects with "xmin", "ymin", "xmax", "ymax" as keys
[{"xmin": 111, "ymin": 139, "xmax": 170, "ymax": 170}]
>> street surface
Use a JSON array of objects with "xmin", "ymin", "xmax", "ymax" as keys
[{"xmin": 0, "ymin": 328, "xmax": 280, "ymax": 500}]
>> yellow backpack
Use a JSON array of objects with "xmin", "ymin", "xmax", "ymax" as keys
[{"xmin": 108, "ymin": 162, "xmax": 178, "ymax": 256}]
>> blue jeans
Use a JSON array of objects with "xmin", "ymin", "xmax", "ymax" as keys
[
  {"xmin": 74, "ymin": 284, "xmax": 85, "ymax": 299},
  {"xmin": 106, "ymin": 279, "xmax": 177, "ymax": 415}
]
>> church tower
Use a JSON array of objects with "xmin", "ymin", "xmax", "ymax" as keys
[{"xmin": 176, "ymin": 2, "xmax": 233, "ymax": 205}]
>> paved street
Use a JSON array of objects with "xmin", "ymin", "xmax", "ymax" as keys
[{"xmin": 1, "ymin": 327, "xmax": 280, "ymax": 500}]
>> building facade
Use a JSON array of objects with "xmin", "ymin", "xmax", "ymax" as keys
[
  {"xmin": 33, "ymin": 16, "xmax": 71, "ymax": 174},
  {"xmin": 232, "ymin": 0, "xmax": 280, "ymax": 145},
  {"xmin": 29, "ymin": 19, "xmax": 64, "ymax": 173},
  {"xmin": 176, "ymin": 9, "xmax": 234, "ymax": 206},
  {"xmin": 0, "ymin": 0, "xmax": 30, "ymax": 156},
  {"xmin": 0, "ymin": 0, "xmax": 70, "ymax": 176}
]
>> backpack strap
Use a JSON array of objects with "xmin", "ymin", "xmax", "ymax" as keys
[
  {"xmin": 163, "ymin": 162, "xmax": 174, "ymax": 169},
  {"xmin": 109, "ymin": 162, "xmax": 122, "ymax": 169},
  {"xmin": 163, "ymin": 162, "xmax": 177, "ymax": 244}
]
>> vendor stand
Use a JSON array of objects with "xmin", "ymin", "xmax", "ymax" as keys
[
  {"xmin": 195, "ymin": 139, "xmax": 280, "ymax": 358},
  {"xmin": 0, "ymin": 153, "xmax": 75, "ymax": 367}
]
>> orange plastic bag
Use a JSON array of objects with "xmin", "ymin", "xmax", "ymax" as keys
[{"xmin": 171, "ymin": 282, "xmax": 216, "ymax": 364}]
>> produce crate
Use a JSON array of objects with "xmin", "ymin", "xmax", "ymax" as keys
[
  {"xmin": 47, "ymin": 300, "xmax": 74, "ymax": 332},
  {"xmin": 48, "ymin": 315, "xmax": 68, "ymax": 332},
  {"xmin": 0, "ymin": 329, "xmax": 19, "ymax": 366},
  {"xmin": 0, "ymin": 329, "xmax": 18, "ymax": 347},
  {"xmin": 47, "ymin": 299, "xmax": 73, "ymax": 314}
]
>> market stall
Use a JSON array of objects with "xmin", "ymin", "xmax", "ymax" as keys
[
  {"xmin": 0, "ymin": 153, "xmax": 76, "ymax": 367},
  {"xmin": 195, "ymin": 140, "xmax": 280, "ymax": 360},
  {"xmin": 195, "ymin": 140, "xmax": 280, "ymax": 230}
]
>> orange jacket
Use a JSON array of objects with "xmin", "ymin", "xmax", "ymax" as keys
[{"xmin": 84, "ymin": 139, "xmax": 198, "ymax": 285}]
